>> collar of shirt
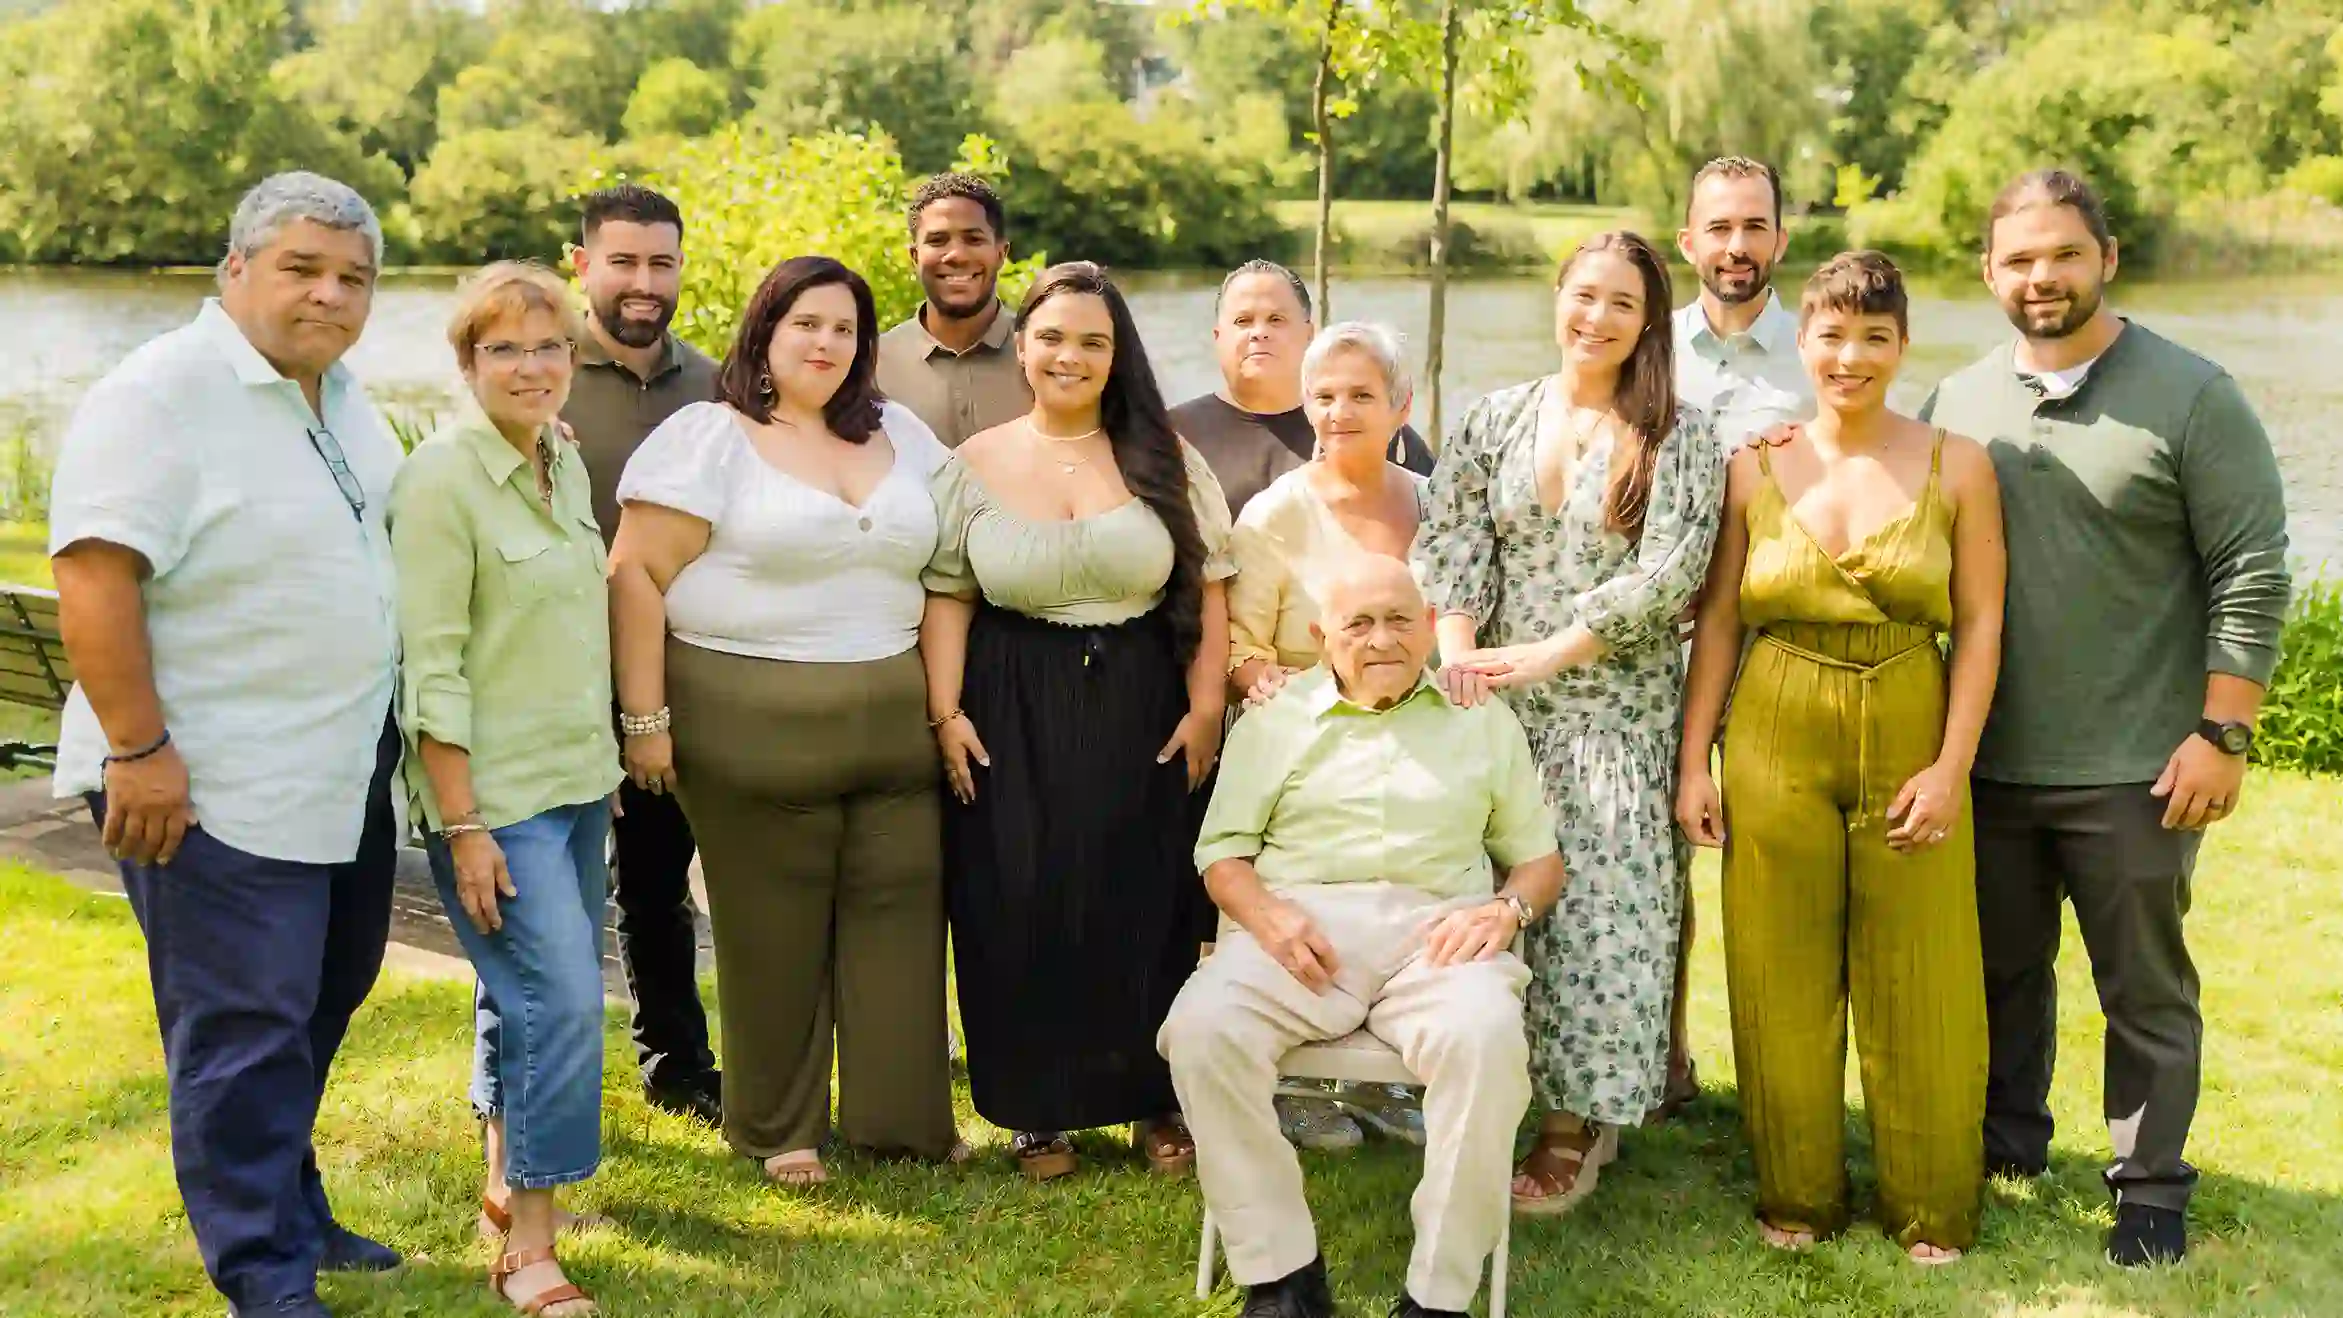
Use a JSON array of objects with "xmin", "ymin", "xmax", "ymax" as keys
[
  {"xmin": 576, "ymin": 327, "xmax": 684, "ymax": 383},
  {"xmin": 1299, "ymin": 665, "xmax": 1447, "ymax": 719},
  {"xmin": 450, "ymin": 403, "xmax": 562, "ymax": 491},
  {"xmin": 907, "ymin": 300, "xmax": 1014, "ymax": 360},
  {"xmin": 2012, "ymin": 318, "xmax": 2129, "ymax": 402},
  {"xmin": 1678, "ymin": 288, "xmax": 1797, "ymax": 359},
  {"xmin": 194, "ymin": 298, "xmax": 357, "ymax": 410}
]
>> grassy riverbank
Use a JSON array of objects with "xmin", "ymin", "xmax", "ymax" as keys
[{"xmin": 4, "ymin": 767, "xmax": 2340, "ymax": 1316}]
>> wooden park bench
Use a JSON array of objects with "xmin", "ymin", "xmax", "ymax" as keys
[{"xmin": 0, "ymin": 584, "xmax": 70, "ymax": 771}]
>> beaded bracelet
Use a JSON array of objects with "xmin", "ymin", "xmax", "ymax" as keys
[
  {"xmin": 619, "ymin": 706, "xmax": 671, "ymax": 736},
  {"xmin": 103, "ymin": 729, "xmax": 172, "ymax": 766}
]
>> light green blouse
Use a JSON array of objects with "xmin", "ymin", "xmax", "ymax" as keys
[
  {"xmin": 388, "ymin": 409, "xmax": 622, "ymax": 831},
  {"xmin": 922, "ymin": 440, "xmax": 1238, "ymax": 622}
]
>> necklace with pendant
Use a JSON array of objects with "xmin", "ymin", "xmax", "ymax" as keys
[{"xmin": 1030, "ymin": 419, "xmax": 1104, "ymax": 474}]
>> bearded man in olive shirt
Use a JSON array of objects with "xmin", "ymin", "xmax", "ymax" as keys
[
  {"xmin": 562, "ymin": 183, "xmax": 723, "ymax": 1124},
  {"xmin": 1919, "ymin": 170, "xmax": 2291, "ymax": 1269},
  {"xmin": 1172, "ymin": 261, "xmax": 1434, "ymax": 519}
]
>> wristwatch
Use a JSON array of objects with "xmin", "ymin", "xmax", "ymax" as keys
[
  {"xmin": 1499, "ymin": 894, "xmax": 1534, "ymax": 928},
  {"xmin": 2198, "ymin": 719, "xmax": 2254, "ymax": 757}
]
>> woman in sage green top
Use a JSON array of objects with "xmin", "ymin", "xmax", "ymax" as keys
[
  {"xmin": 921, "ymin": 263, "xmax": 1236, "ymax": 1181},
  {"xmin": 389, "ymin": 262, "xmax": 618, "ymax": 1318}
]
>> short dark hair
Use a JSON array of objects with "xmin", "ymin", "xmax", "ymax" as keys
[
  {"xmin": 581, "ymin": 183, "xmax": 683, "ymax": 243},
  {"xmin": 714, "ymin": 256, "xmax": 884, "ymax": 443},
  {"xmin": 1985, "ymin": 168, "xmax": 2113, "ymax": 257},
  {"xmin": 1799, "ymin": 249, "xmax": 1908, "ymax": 337},
  {"xmin": 1687, "ymin": 156, "xmax": 1782, "ymax": 227},
  {"xmin": 908, "ymin": 173, "xmax": 1007, "ymax": 242},
  {"xmin": 1216, "ymin": 259, "xmax": 1311, "ymax": 319}
]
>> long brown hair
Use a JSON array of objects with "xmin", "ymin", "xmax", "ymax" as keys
[
  {"xmin": 1014, "ymin": 262, "xmax": 1207, "ymax": 663},
  {"xmin": 1556, "ymin": 231, "xmax": 1679, "ymax": 541}
]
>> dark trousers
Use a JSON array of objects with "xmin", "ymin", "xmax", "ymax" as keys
[
  {"xmin": 611, "ymin": 777, "xmax": 716, "ymax": 1089},
  {"xmin": 90, "ymin": 717, "xmax": 400, "ymax": 1311},
  {"xmin": 1972, "ymin": 779, "xmax": 2203, "ymax": 1211}
]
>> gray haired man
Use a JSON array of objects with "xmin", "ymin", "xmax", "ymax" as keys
[{"xmin": 49, "ymin": 172, "xmax": 407, "ymax": 1317}]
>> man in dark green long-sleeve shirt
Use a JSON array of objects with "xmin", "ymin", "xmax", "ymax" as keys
[{"xmin": 1919, "ymin": 170, "xmax": 2292, "ymax": 1269}]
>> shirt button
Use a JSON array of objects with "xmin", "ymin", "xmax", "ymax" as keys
[{"xmin": 857, "ymin": 516, "xmax": 874, "ymax": 532}]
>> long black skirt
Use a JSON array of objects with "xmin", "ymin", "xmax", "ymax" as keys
[{"xmin": 947, "ymin": 603, "xmax": 1208, "ymax": 1133}]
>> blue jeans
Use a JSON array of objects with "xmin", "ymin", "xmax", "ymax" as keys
[
  {"xmin": 425, "ymin": 799, "xmax": 612, "ymax": 1189},
  {"xmin": 86, "ymin": 715, "xmax": 401, "ymax": 1313}
]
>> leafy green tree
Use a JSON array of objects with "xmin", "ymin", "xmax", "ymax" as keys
[
  {"xmin": 620, "ymin": 128, "xmax": 1043, "ymax": 357},
  {"xmin": 1847, "ymin": 18, "xmax": 2260, "ymax": 264},
  {"xmin": 737, "ymin": 2, "xmax": 982, "ymax": 175},
  {"xmin": 398, "ymin": 127, "xmax": 606, "ymax": 262},
  {"xmin": 0, "ymin": 0, "xmax": 399, "ymax": 264},
  {"xmin": 274, "ymin": 0, "xmax": 484, "ymax": 174},
  {"xmin": 624, "ymin": 55, "xmax": 731, "ymax": 140},
  {"xmin": 436, "ymin": 1, "xmax": 638, "ymax": 141}
]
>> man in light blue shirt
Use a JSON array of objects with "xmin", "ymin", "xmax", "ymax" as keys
[
  {"xmin": 49, "ymin": 173, "xmax": 406, "ymax": 1318},
  {"xmin": 1672, "ymin": 156, "xmax": 1814, "ymax": 451}
]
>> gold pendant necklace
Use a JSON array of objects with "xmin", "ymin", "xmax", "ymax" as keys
[{"xmin": 1029, "ymin": 419, "xmax": 1104, "ymax": 475}]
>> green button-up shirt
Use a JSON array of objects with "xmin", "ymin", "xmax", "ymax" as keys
[
  {"xmin": 388, "ymin": 409, "xmax": 622, "ymax": 830},
  {"xmin": 1196, "ymin": 666, "xmax": 1558, "ymax": 899},
  {"xmin": 563, "ymin": 331, "xmax": 719, "ymax": 547}
]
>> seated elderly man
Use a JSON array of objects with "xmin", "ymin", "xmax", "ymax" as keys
[{"xmin": 1159, "ymin": 555, "xmax": 1566, "ymax": 1318}]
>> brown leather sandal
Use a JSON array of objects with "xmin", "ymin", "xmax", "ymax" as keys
[
  {"xmin": 1511, "ymin": 1122, "xmax": 1618, "ymax": 1217},
  {"xmin": 1644, "ymin": 1058, "xmax": 1701, "ymax": 1126},
  {"xmin": 489, "ymin": 1244, "xmax": 596, "ymax": 1316},
  {"xmin": 1012, "ymin": 1131, "xmax": 1079, "ymax": 1181},
  {"xmin": 1134, "ymin": 1117, "xmax": 1195, "ymax": 1177}
]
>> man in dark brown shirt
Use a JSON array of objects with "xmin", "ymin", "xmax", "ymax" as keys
[
  {"xmin": 876, "ymin": 173, "xmax": 1032, "ymax": 447},
  {"xmin": 562, "ymin": 183, "xmax": 721, "ymax": 1125},
  {"xmin": 1170, "ymin": 260, "xmax": 1434, "ymax": 518}
]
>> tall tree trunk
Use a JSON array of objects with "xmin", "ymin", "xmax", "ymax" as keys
[
  {"xmin": 1311, "ymin": 0, "xmax": 1340, "ymax": 321},
  {"xmin": 1425, "ymin": 0, "xmax": 1460, "ymax": 451}
]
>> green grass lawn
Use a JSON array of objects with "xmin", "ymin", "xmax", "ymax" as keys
[
  {"xmin": 4, "ymin": 771, "xmax": 2340, "ymax": 1316},
  {"xmin": 0, "ymin": 520, "xmax": 49, "ymax": 589}
]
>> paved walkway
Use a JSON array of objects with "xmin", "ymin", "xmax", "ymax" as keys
[{"xmin": 0, "ymin": 780, "xmax": 712, "ymax": 992}]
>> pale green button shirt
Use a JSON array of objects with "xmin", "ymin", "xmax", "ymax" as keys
[
  {"xmin": 388, "ymin": 409, "xmax": 621, "ymax": 830},
  {"xmin": 1196, "ymin": 666, "xmax": 1558, "ymax": 899}
]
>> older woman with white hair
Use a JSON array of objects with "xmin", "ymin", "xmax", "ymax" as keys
[{"xmin": 1223, "ymin": 320, "xmax": 1434, "ymax": 1152}]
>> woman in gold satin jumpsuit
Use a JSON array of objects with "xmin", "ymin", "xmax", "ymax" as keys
[{"xmin": 1677, "ymin": 251, "xmax": 2006, "ymax": 1262}]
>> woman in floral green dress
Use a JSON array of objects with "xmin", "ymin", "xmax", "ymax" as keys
[{"xmin": 1416, "ymin": 231, "xmax": 1726, "ymax": 1216}]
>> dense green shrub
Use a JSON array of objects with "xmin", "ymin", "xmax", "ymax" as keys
[
  {"xmin": 395, "ymin": 129, "xmax": 608, "ymax": 264},
  {"xmin": 2258, "ymin": 578, "xmax": 2343, "ymax": 776}
]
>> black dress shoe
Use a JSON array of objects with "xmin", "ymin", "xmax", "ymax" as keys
[
  {"xmin": 1985, "ymin": 1156, "xmax": 2048, "ymax": 1181},
  {"xmin": 2106, "ymin": 1202, "xmax": 2187, "ymax": 1267},
  {"xmin": 1241, "ymin": 1255, "xmax": 1335, "ymax": 1318},
  {"xmin": 647, "ymin": 1070, "xmax": 722, "ymax": 1125},
  {"xmin": 228, "ymin": 1295, "xmax": 334, "ymax": 1317},
  {"xmin": 1389, "ymin": 1294, "xmax": 1466, "ymax": 1318},
  {"xmin": 318, "ymin": 1223, "xmax": 402, "ymax": 1273}
]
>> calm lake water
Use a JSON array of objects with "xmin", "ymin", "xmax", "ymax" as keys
[{"xmin": 7, "ymin": 266, "xmax": 2338, "ymax": 569}]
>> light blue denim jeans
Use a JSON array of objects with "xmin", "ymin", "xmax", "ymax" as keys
[{"xmin": 426, "ymin": 798, "xmax": 612, "ymax": 1189}]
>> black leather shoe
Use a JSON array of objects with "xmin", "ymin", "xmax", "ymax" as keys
[
  {"xmin": 647, "ymin": 1069, "xmax": 722, "ymax": 1125},
  {"xmin": 1241, "ymin": 1255, "xmax": 1335, "ymax": 1318},
  {"xmin": 2106, "ymin": 1202, "xmax": 2187, "ymax": 1267},
  {"xmin": 318, "ymin": 1223, "xmax": 402, "ymax": 1273},
  {"xmin": 1389, "ymin": 1293, "xmax": 1467, "ymax": 1318},
  {"xmin": 228, "ymin": 1295, "xmax": 334, "ymax": 1317},
  {"xmin": 1985, "ymin": 1156, "xmax": 2048, "ymax": 1181}
]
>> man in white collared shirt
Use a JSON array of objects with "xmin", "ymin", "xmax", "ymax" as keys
[
  {"xmin": 49, "ymin": 173, "xmax": 407, "ymax": 1318},
  {"xmin": 1672, "ymin": 156, "xmax": 1815, "ymax": 451}
]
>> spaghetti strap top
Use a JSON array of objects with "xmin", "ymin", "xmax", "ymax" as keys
[{"xmin": 1740, "ymin": 429, "xmax": 1955, "ymax": 635}]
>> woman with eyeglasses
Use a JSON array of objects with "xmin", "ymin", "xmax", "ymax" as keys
[
  {"xmin": 608, "ymin": 256, "xmax": 965, "ymax": 1188},
  {"xmin": 388, "ymin": 261, "xmax": 619, "ymax": 1318}
]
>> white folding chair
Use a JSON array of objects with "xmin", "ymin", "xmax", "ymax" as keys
[{"xmin": 1191, "ymin": 940, "xmax": 1515, "ymax": 1317}]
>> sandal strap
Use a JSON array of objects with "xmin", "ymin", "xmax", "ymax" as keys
[
  {"xmin": 1515, "ymin": 1130, "xmax": 1601, "ymax": 1190},
  {"xmin": 518, "ymin": 1283, "xmax": 592, "ymax": 1315},
  {"xmin": 480, "ymin": 1195, "xmax": 513, "ymax": 1234},
  {"xmin": 492, "ymin": 1245, "xmax": 558, "ymax": 1282}
]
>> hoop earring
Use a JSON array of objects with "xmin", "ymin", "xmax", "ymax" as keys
[{"xmin": 756, "ymin": 373, "xmax": 775, "ymax": 400}]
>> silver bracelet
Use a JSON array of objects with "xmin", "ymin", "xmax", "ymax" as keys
[
  {"xmin": 619, "ymin": 706, "xmax": 671, "ymax": 736},
  {"xmin": 438, "ymin": 821, "xmax": 488, "ymax": 840}
]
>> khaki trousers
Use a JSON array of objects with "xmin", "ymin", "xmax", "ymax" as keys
[{"xmin": 1158, "ymin": 884, "xmax": 1531, "ymax": 1311}]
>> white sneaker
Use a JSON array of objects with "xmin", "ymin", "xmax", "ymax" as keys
[{"xmin": 1277, "ymin": 1096, "xmax": 1364, "ymax": 1151}]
